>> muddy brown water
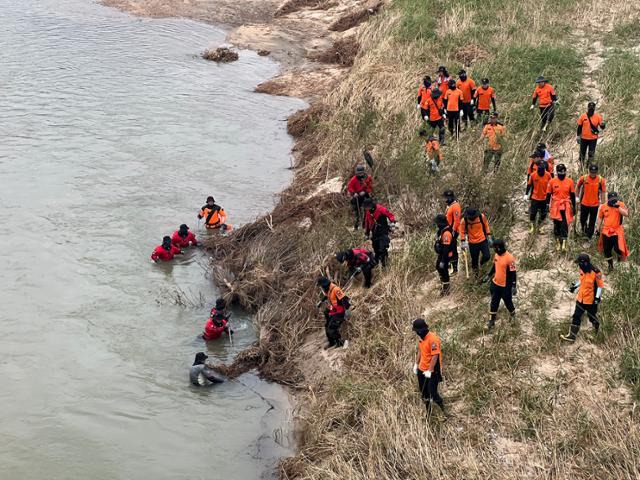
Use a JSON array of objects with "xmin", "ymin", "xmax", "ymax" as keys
[{"xmin": 0, "ymin": 1, "xmax": 305, "ymax": 478}]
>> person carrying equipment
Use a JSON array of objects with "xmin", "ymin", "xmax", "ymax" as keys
[
  {"xmin": 459, "ymin": 206, "xmax": 493, "ymax": 277},
  {"xmin": 530, "ymin": 76, "xmax": 557, "ymax": 132},
  {"xmin": 317, "ymin": 277, "xmax": 350, "ymax": 349},
  {"xmin": 443, "ymin": 190, "xmax": 461, "ymax": 274},
  {"xmin": 482, "ymin": 239, "xmax": 516, "ymax": 331},
  {"xmin": 577, "ymin": 102, "xmax": 606, "ymax": 165},
  {"xmin": 434, "ymin": 214, "xmax": 454, "ymax": 295},
  {"xmin": 473, "ymin": 78, "xmax": 496, "ymax": 124},
  {"xmin": 190, "ymin": 352, "xmax": 224, "ymax": 386},
  {"xmin": 420, "ymin": 88, "xmax": 446, "ymax": 145},
  {"xmin": 597, "ymin": 192, "xmax": 630, "ymax": 272},
  {"xmin": 203, "ymin": 298, "xmax": 233, "ymax": 341},
  {"xmin": 576, "ymin": 164, "xmax": 606, "ymax": 239},
  {"xmin": 525, "ymin": 159, "xmax": 552, "ymax": 233},
  {"xmin": 416, "ymin": 76, "xmax": 433, "ymax": 120},
  {"xmin": 526, "ymin": 149, "xmax": 554, "ymax": 180},
  {"xmin": 546, "ymin": 164, "xmax": 575, "ymax": 252},
  {"xmin": 456, "ymin": 70, "xmax": 476, "ymax": 127},
  {"xmin": 363, "ymin": 198, "xmax": 396, "ymax": 267},
  {"xmin": 151, "ymin": 235, "xmax": 183, "ymax": 262},
  {"xmin": 347, "ymin": 164, "xmax": 373, "ymax": 229},
  {"xmin": 443, "ymin": 79, "xmax": 464, "ymax": 139},
  {"xmin": 336, "ymin": 248, "xmax": 376, "ymax": 288},
  {"xmin": 198, "ymin": 196, "xmax": 228, "ymax": 230},
  {"xmin": 560, "ymin": 253, "xmax": 603, "ymax": 342},
  {"xmin": 412, "ymin": 318, "xmax": 445, "ymax": 417},
  {"xmin": 419, "ymin": 130, "xmax": 442, "ymax": 173},
  {"xmin": 436, "ymin": 66, "xmax": 451, "ymax": 96},
  {"xmin": 481, "ymin": 112, "xmax": 506, "ymax": 171},
  {"xmin": 172, "ymin": 224, "xmax": 198, "ymax": 248}
]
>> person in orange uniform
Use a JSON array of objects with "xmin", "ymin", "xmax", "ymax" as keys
[
  {"xmin": 597, "ymin": 192, "xmax": 630, "ymax": 272},
  {"xmin": 525, "ymin": 159, "xmax": 552, "ymax": 233},
  {"xmin": 481, "ymin": 112, "xmax": 506, "ymax": 171},
  {"xmin": 444, "ymin": 79, "xmax": 464, "ymax": 139},
  {"xmin": 576, "ymin": 164, "xmax": 606, "ymax": 239},
  {"xmin": 546, "ymin": 164, "xmax": 575, "ymax": 252},
  {"xmin": 416, "ymin": 76, "xmax": 433, "ymax": 120},
  {"xmin": 482, "ymin": 239, "xmax": 516, "ymax": 331},
  {"xmin": 530, "ymin": 75, "xmax": 557, "ymax": 132},
  {"xmin": 198, "ymin": 196, "xmax": 228, "ymax": 230},
  {"xmin": 526, "ymin": 148, "xmax": 554, "ymax": 180},
  {"xmin": 459, "ymin": 206, "xmax": 493, "ymax": 277},
  {"xmin": 436, "ymin": 66, "xmax": 451, "ymax": 96},
  {"xmin": 473, "ymin": 78, "xmax": 496, "ymax": 124},
  {"xmin": 434, "ymin": 214, "xmax": 454, "ymax": 295},
  {"xmin": 317, "ymin": 276, "xmax": 350, "ymax": 349},
  {"xmin": 421, "ymin": 88, "xmax": 446, "ymax": 144},
  {"xmin": 443, "ymin": 190, "xmax": 461, "ymax": 274},
  {"xmin": 561, "ymin": 253, "xmax": 604, "ymax": 341},
  {"xmin": 456, "ymin": 69, "xmax": 476, "ymax": 128},
  {"xmin": 412, "ymin": 318, "xmax": 445, "ymax": 416},
  {"xmin": 577, "ymin": 102, "xmax": 606, "ymax": 165},
  {"xmin": 419, "ymin": 130, "xmax": 442, "ymax": 173}
]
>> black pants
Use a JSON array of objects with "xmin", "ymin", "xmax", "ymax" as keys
[
  {"xmin": 579, "ymin": 138, "xmax": 598, "ymax": 165},
  {"xmin": 350, "ymin": 194, "xmax": 368, "ymax": 229},
  {"xmin": 451, "ymin": 233, "xmax": 459, "ymax": 271},
  {"xmin": 579, "ymin": 205, "xmax": 599, "ymax": 238},
  {"xmin": 447, "ymin": 111, "xmax": 460, "ymax": 137},
  {"xmin": 324, "ymin": 312, "xmax": 344, "ymax": 347},
  {"xmin": 436, "ymin": 258, "xmax": 450, "ymax": 292},
  {"xmin": 602, "ymin": 234, "xmax": 622, "ymax": 261},
  {"xmin": 553, "ymin": 210, "xmax": 569, "ymax": 239},
  {"xmin": 572, "ymin": 302, "xmax": 599, "ymax": 330},
  {"xmin": 469, "ymin": 240, "xmax": 490, "ymax": 271},
  {"xmin": 372, "ymin": 233, "xmax": 390, "ymax": 267},
  {"xmin": 351, "ymin": 264, "xmax": 373, "ymax": 288},
  {"xmin": 539, "ymin": 105, "xmax": 555, "ymax": 128},
  {"xmin": 483, "ymin": 150, "xmax": 502, "ymax": 171},
  {"xmin": 417, "ymin": 370, "xmax": 443, "ymax": 409},
  {"xmin": 477, "ymin": 109, "xmax": 490, "ymax": 124},
  {"xmin": 461, "ymin": 102, "xmax": 475, "ymax": 125},
  {"xmin": 489, "ymin": 282, "xmax": 515, "ymax": 324},
  {"xmin": 530, "ymin": 199, "xmax": 548, "ymax": 223},
  {"xmin": 428, "ymin": 119, "xmax": 445, "ymax": 143}
]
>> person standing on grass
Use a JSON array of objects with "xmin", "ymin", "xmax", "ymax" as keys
[
  {"xmin": 419, "ymin": 130, "xmax": 442, "ymax": 173},
  {"xmin": 443, "ymin": 79, "xmax": 464, "ymax": 139},
  {"xmin": 525, "ymin": 159, "xmax": 552, "ymax": 234},
  {"xmin": 459, "ymin": 206, "xmax": 493, "ymax": 277},
  {"xmin": 577, "ymin": 102, "xmax": 606, "ymax": 165},
  {"xmin": 597, "ymin": 192, "xmax": 630, "ymax": 272},
  {"xmin": 436, "ymin": 66, "xmax": 451, "ymax": 96},
  {"xmin": 443, "ymin": 190, "xmax": 462, "ymax": 275},
  {"xmin": 530, "ymin": 75, "xmax": 557, "ymax": 132},
  {"xmin": 482, "ymin": 239, "xmax": 517, "ymax": 332},
  {"xmin": 412, "ymin": 318, "xmax": 446, "ymax": 417},
  {"xmin": 317, "ymin": 276, "xmax": 350, "ymax": 349},
  {"xmin": 560, "ymin": 253, "xmax": 603, "ymax": 342},
  {"xmin": 416, "ymin": 76, "xmax": 433, "ymax": 120},
  {"xmin": 473, "ymin": 78, "xmax": 496, "ymax": 124},
  {"xmin": 347, "ymin": 164, "xmax": 373, "ymax": 230},
  {"xmin": 576, "ymin": 164, "xmax": 606, "ymax": 239},
  {"xmin": 546, "ymin": 163, "xmax": 575, "ymax": 253},
  {"xmin": 434, "ymin": 214, "xmax": 454, "ymax": 296},
  {"xmin": 481, "ymin": 112, "xmax": 506, "ymax": 171},
  {"xmin": 456, "ymin": 69, "xmax": 476, "ymax": 128},
  {"xmin": 421, "ymin": 87, "xmax": 446, "ymax": 145}
]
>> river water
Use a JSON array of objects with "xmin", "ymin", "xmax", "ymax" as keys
[{"xmin": 0, "ymin": 1, "xmax": 305, "ymax": 478}]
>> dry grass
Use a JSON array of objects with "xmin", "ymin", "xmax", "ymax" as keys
[
  {"xmin": 308, "ymin": 37, "xmax": 360, "ymax": 66},
  {"xmin": 202, "ymin": 47, "xmax": 239, "ymax": 62}
]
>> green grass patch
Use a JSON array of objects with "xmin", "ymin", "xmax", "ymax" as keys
[{"xmin": 599, "ymin": 50, "xmax": 640, "ymax": 106}]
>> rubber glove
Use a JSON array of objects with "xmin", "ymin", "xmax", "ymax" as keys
[
  {"xmin": 438, "ymin": 261, "xmax": 446, "ymax": 270},
  {"xmin": 423, "ymin": 370, "xmax": 432, "ymax": 379},
  {"xmin": 530, "ymin": 104, "xmax": 535, "ymax": 110},
  {"xmin": 412, "ymin": 363, "xmax": 418, "ymax": 375}
]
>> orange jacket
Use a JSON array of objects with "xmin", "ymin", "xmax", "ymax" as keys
[
  {"xmin": 528, "ymin": 170, "xmax": 552, "ymax": 201},
  {"xmin": 532, "ymin": 83, "xmax": 556, "ymax": 107},
  {"xmin": 421, "ymin": 96, "xmax": 443, "ymax": 121},
  {"xmin": 577, "ymin": 174, "xmax": 605, "ymax": 207},
  {"xmin": 445, "ymin": 201, "xmax": 462, "ymax": 233},
  {"xmin": 444, "ymin": 88, "xmax": 464, "ymax": 111},
  {"xmin": 547, "ymin": 177, "xmax": 575, "ymax": 202},
  {"xmin": 576, "ymin": 268, "xmax": 604, "ymax": 305},
  {"xmin": 482, "ymin": 123, "xmax": 506, "ymax": 151},
  {"xmin": 456, "ymin": 78, "xmax": 476, "ymax": 103},
  {"xmin": 425, "ymin": 139, "xmax": 442, "ymax": 161},
  {"xmin": 199, "ymin": 206, "xmax": 227, "ymax": 228},
  {"xmin": 459, "ymin": 214, "xmax": 491, "ymax": 243},
  {"xmin": 440, "ymin": 229, "xmax": 454, "ymax": 259},
  {"xmin": 492, "ymin": 251, "xmax": 516, "ymax": 288},
  {"xmin": 418, "ymin": 331, "xmax": 442, "ymax": 373},
  {"xmin": 474, "ymin": 86, "xmax": 495, "ymax": 110},
  {"xmin": 527, "ymin": 156, "xmax": 554, "ymax": 176},
  {"xmin": 577, "ymin": 112, "xmax": 604, "ymax": 140}
]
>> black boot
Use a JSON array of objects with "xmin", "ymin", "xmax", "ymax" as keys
[
  {"xmin": 560, "ymin": 323, "xmax": 580, "ymax": 342},
  {"xmin": 440, "ymin": 282, "xmax": 450, "ymax": 296}
]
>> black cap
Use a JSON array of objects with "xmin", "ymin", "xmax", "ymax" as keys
[
  {"xmin": 179, "ymin": 223, "xmax": 189, "ymax": 231},
  {"xmin": 608, "ymin": 191, "xmax": 618, "ymax": 200},
  {"xmin": 589, "ymin": 164, "xmax": 598, "ymax": 173},
  {"xmin": 588, "ymin": 101, "xmax": 596, "ymax": 109},
  {"xmin": 412, "ymin": 318, "xmax": 428, "ymax": 332},
  {"xmin": 458, "ymin": 69, "xmax": 467, "ymax": 75},
  {"xmin": 437, "ymin": 65, "xmax": 446, "ymax": 73},
  {"xmin": 431, "ymin": 88, "xmax": 442, "ymax": 99},
  {"xmin": 481, "ymin": 78, "xmax": 489, "ymax": 84},
  {"xmin": 355, "ymin": 164, "xmax": 366, "ymax": 174},
  {"xmin": 576, "ymin": 253, "xmax": 590, "ymax": 264},
  {"xmin": 448, "ymin": 78, "xmax": 456, "ymax": 88},
  {"xmin": 336, "ymin": 251, "xmax": 347, "ymax": 263},
  {"xmin": 442, "ymin": 189, "xmax": 455, "ymax": 198},
  {"xmin": 535, "ymin": 75, "xmax": 546, "ymax": 83},
  {"xmin": 537, "ymin": 143, "xmax": 546, "ymax": 151},
  {"xmin": 162, "ymin": 235, "xmax": 172, "ymax": 243},
  {"xmin": 465, "ymin": 206, "xmax": 479, "ymax": 219},
  {"xmin": 193, "ymin": 352, "xmax": 208, "ymax": 365},
  {"xmin": 215, "ymin": 298, "xmax": 226, "ymax": 310},
  {"xmin": 492, "ymin": 238, "xmax": 506, "ymax": 252},
  {"xmin": 316, "ymin": 276, "xmax": 331, "ymax": 289},
  {"xmin": 556, "ymin": 163, "xmax": 567, "ymax": 173},
  {"xmin": 490, "ymin": 111, "xmax": 499, "ymax": 118}
]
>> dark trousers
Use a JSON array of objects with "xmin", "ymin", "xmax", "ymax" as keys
[
  {"xmin": 477, "ymin": 109, "xmax": 490, "ymax": 124},
  {"xmin": 579, "ymin": 138, "xmax": 598, "ymax": 165},
  {"xmin": 451, "ymin": 233, "xmax": 459, "ymax": 271},
  {"xmin": 489, "ymin": 282, "xmax": 515, "ymax": 325},
  {"xmin": 461, "ymin": 102, "xmax": 475, "ymax": 125},
  {"xmin": 351, "ymin": 264, "xmax": 373, "ymax": 288},
  {"xmin": 324, "ymin": 312, "xmax": 344, "ymax": 347},
  {"xmin": 428, "ymin": 119, "xmax": 445, "ymax": 143},
  {"xmin": 436, "ymin": 258, "xmax": 450, "ymax": 293},
  {"xmin": 447, "ymin": 111, "xmax": 460, "ymax": 137},
  {"xmin": 469, "ymin": 240, "xmax": 490, "ymax": 271},
  {"xmin": 350, "ymin": 194, "xmax": 368, "ymax": 229},
  {"xmin": 579, "ymin": 205, "xmax": 599, "ymax": 238},
  {"xmin": 553, "ymin": 210, "xmax": 569, "ymax": 239},
  {"xmin": 483, "ymin": 149, "xmax": 503, "ymax": 171},
  {"xmin": 602, "ymin": 234, "xmax": 622, "ymax": 261},
  {"xmin": 372, "ymin": 233, "xmax": 390, "ymax": 267},
  {"xmin": 572, "ymin": 302, "xmax": 599, "ymax": 331},
  {"xmin": 530, "ymin": 199, "xmax": 548, "ymax": 223},
  {"xmin": 540, "ymin": 105, "xmax": 555, "ymax": 128},
  {"xmin": 417, "ymin": 370, "xmax": 443, "ymax": 409}
]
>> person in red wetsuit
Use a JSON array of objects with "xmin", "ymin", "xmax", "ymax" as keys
[
  {"xmin": 336, "ymin": 247, "xmax": 376, "ymax": 288},
  {"xmin": 347, "ymin": 164, "xmax": 373, "ymax": 230},
  {"xmin": 151, "ymin": 236, "xmax": 183, "ymax": 262},
  {"xmin": 172, "ymin": 224, "xmax": 198, "ymax": 248},
  {"xmin": 363, "ymin": 198, "xmax": 396, "ymax": 268},
  {"xmin": 203, "ymin": 298, "xmax": 233, "ymax": 341}
]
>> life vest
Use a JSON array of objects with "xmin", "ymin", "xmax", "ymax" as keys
[
  {"xmin": 434, "ymin": 226, "xmax": 453, "ymax": 256},
  {"xmin": 203, "ymin": 312, "xmax": 228, "ymax": 340},
  {"xmin": 200, "ymin": 205, "xmax": 226, "ymax": 229}
]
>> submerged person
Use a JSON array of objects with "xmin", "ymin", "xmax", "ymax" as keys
[
  {"xmin": 198, "ymin": 196, "xmax": 228, "ymax": 230},
  {"xmin": 189, "ymin": 352, "xmax": 224, "ymax": 386},
  {"xmin": 172, "ymin": 224, "xmax": 198, "ymax": 248},
  {"xmin": 203, "ymin": 299, "xmax": 233, "ymax": 341},
  {"xmin": 151, "ymin": 235, "xmax": 183, "ymax": 262}
]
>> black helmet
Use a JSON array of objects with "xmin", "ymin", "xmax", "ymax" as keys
[
  {"xmin": 442, "ymin": 189, "xmax": 455, "ymax": 200},
  {"xmin": 536, "ymin": 142, "xmax": 547, "ymax": 151},
  {"xmin": 193, "ymin": 352, "xmax": 208, "ymax": 366},
  {"xmin": 434, "ymin": 214, "xmax": 448, "ymax": 228},
  {"xmin": 556, "ymin": 163, "xmax": 567, "ymax": 173},
  {"xmin": 162, "ymin": 235, "xmax": 172, "ymax": 246},
  {"xmin": 575, "ymin": 252, "xmax": 590, "ymax": 264},
  {"xmin": 492, "ymin": 239, "xmax": 506, "ymax": 254},
  {"xmin": 215, "ymin": 298, "xmax": 226, "ymax": 310},
  {"xmin": 316, "ymin": 276, "xmax": 331, "ymax": 289},
  {"xmin": 412, "ymin": 318, "xmax": 429, "ymax": 332},
  {"xmin": 588, "ymin": 164, "xmax": 598, "ymax": 173},
  {"xmin": 588, "ymin": 101, "xmax": 596, "ymax": 109},
  {"xmin": 362, "ymin": 198, "xmax": 375, "ymax": 209},
  {"xmin": 179, "ymin": 223, "xmax": 189, "ymax": 234}
]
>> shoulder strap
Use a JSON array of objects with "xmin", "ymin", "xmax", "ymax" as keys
[{"xmin": 480, "ymin": 214, "xmax": 488, "ymax": 237}]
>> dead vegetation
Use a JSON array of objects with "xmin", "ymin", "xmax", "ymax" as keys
[
  {"xmin": 202, "ymin": 47, "xmax": 239, "ymax": 63},
  {"xmin": 309, "ymin": 37, "xmax": 360, "ymax": 66},
  {"xmin": 287, "ymin": 103, "xmax": 325, "ymax": 138},
  {"xmin": 274, "ymin": 0, "xmax": 323, "ymax": 16},
  {"xmin": 329, "ymin": 0, "xmax": 383, "ymax": 32}
]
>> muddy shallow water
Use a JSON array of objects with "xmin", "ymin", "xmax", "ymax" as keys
[{"xmin": 0, "ymin": 1, "xmax": 305, "ymax": 478}]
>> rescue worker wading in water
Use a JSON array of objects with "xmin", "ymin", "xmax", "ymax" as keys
[
  {"xmin": 203, "ymin": 298, "xmax": 233, "ymax": 341},
  {"xmin": 317, "ymin": 277, "xmax": 350, "ymax": 349},
  {"xmin": 546, "ymin": 164, "xmax": 575, "ymax": 253},
  {"xmin": 443, "ymin": 190, "xmax": 461, "ymax": 274},
  {"xmin": 561, "ymin": 253, "xmax": 603, "ymax": 342},
  {"xmin": 363, "ymin": 198, "xmax": 396, "ymax": 268},
  {"xmin": 172, "ymin": 224, "xmax": 198, "ymax": 248},
  {"xmin": 597, "ymin": 192, "xmax": 630, "ymax": 272},
  {"xmin": 151, "ymin": 235, "xmax": 183, "ymax": 262},
  {"xmin": 336, "ymin": 248, "xmax": 376, "ymax": 288},
  {"xmin": 482, "ymin": 239, "xmax": 517, "ymax": 331},
  {"xmin": 347, "ymin": 164, "xmax": 373, "ymax": 230},
  {"xmin": 198, "ymin": 196, "xmax": 228, "ymax": 230},
  {"xmin": 434, "ymin": 214, "xmax": 454, "ymax": 296},
  {"xmin": 459, "ymin": 207, "xmax": 493, "ymax": 277},
  {"xmin": 412, "ymin": 318, "xmax": 445, "ymax": 417}
]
